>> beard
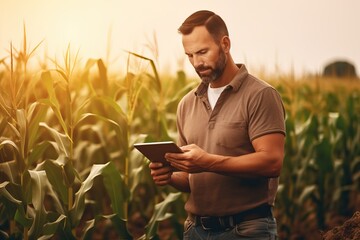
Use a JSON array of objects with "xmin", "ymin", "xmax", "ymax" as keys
[{"xmin": 195, "ymin": 48, "xmax": 227, "ymax": 84}]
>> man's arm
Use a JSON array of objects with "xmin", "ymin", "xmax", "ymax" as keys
[
  {"xmin": 169, "ymin": 172, "xmax": 190, "ymax": 192},
  {"xmin": 165, "ymin": 133, "xmax": 285, "ymax": 178}
]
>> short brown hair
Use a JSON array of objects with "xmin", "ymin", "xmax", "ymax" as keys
[{"xmin": 178, "ymin": 10, "xmax": 229, "ymax": 43}]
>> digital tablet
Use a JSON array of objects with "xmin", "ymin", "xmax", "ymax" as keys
[{"xmin": 134, "ymin": 141, "xmax": 183, "ymax": 166}]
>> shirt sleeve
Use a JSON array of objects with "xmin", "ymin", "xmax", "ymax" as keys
[{"xmin": 248, "ymin": 87, "xmax": 286, "ymax": 141}]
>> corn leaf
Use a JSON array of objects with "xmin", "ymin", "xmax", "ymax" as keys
[
  {"xmin": 0, "ymin": 181, "xmax": 21, "ymax": 204},
  {"xmin": 126, "ymin": 51, "xmax": 161, "ymax": 93},
  {"xmin": 27, "ymin": 102, "xmax": 48, "ymax": 149},
  {"xmin": 40, "ymin": 71, "xmax": 68, "ymax": 136},
  {"xmin": 70, "ymin": 162, "xmax": 128, "ymax": 226},
  {"xmin": 97, "ymin": 59, "xmax": 108, "ymax": 95},
  {"xmin": 314, "ymin": 137, "xmax": 333, "ymax": 173},
  {"xmin": 101, "ymin": 163, "xmax": 129, "ymax": 216},
  {"xmin": 41, "ymin": 214, "xmax": 75, "ymax": 240},
  {"xmin": 14, "ymin": 203, "xmax": 33, "ymax": 228},
  {"xmin": 43, "ymin": 160, "xmax": 68, "ymax": 205},
  {"xmin": 298, "ymin": 185, "xmax": 317, "ymax": 205},
  {"xmin": 0, "ymin": 138, "xmax": 23, "ymax": 172},
  {"xmin": 39, "ymin": 122, "xmax": 71, "ymax": 157},
  {"xmin": 26, "ymin": 170, "xmax": 48, "ymax": 238},
  {"xmin": 143, "ymin": 192, "xmax": 182, "ymax": 239},
  {"xmin": 75, "ymin": 111, "xmax": 128, "ymax": 158},
  {"xmin": 28, "ymin": 141, "xmax": 52, "ymax": 166},
  {"xmin": 0, "ymin": 181, "xmax": 23, "ymax": 222},
  {"xmin": 0, "ymin": 160, "xmax": 18, "ymax": 182}
]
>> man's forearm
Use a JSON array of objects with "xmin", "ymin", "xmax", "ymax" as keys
[{"xmin": 170, "ymin": 172, "xmax": 190, "ymax": 192}]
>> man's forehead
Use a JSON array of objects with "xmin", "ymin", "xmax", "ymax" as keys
[{"xmin": 181, "ymin": 26, "xmax": 216, "ymax": 51}]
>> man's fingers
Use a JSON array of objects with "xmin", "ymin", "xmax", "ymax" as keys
[{"xmin": 149, "ymin": 162, "xmax": 163, "ymax": 169}]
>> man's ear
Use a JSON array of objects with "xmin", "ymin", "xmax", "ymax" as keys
[{"xmin": 221, "ymin": 36, "xmax": 231, "ymax": 53}]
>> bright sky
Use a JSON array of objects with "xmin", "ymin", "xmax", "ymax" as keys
[{"xmin": 1, "ymin": 0, "xmax": 359, "ymax": 77}]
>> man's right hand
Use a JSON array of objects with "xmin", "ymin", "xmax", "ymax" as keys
[{"xmin": 149, "ymin": 162, "xmax": 173, "ymax": 186}]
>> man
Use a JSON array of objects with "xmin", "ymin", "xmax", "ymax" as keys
[{"xmin": 150, "ymin": 10, "xmax": 286, "ymax": 239}]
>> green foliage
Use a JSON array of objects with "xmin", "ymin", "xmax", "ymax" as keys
[
  {"xmin": 141, "ymin": 192, "xmax": 182, "ymax": 239},
  {"xmin": 274, "ymin": 78, "xmax": 360, "ymax": 238},
  {"xmin": 0, "ymin": 34, "xmax": 192, "ymax": 239}
]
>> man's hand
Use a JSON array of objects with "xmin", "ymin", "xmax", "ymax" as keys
[
  {"xmin": 149, "ymin": 162, "xmax": 173, "ymax": 186},
  {"xmin": 165, "ymin": 144, "xmax": 210, "ymax": 173}
]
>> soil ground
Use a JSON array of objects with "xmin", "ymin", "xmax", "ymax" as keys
[{"xmin": 322, "ymin": 211, "xmax": 360, "ymax": 240}]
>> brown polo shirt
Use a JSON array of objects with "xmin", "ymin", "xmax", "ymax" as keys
[{"xmin": 176, "ymin": 64, "xmax": 286, "ymax": 216}]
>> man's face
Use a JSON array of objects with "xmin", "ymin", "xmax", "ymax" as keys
[{"xmin": 182, "ymin": 26, "xmax": 227, "ymax": 84}]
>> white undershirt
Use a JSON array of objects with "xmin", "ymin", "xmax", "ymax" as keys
[{"xmin": 207, "ymin": 85, "xmax": 227, "ymax": 109}]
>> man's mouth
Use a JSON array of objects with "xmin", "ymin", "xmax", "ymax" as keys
[
  {"xmin": 200, "ymin": 70, "xmax": 211, "ymax": 75},
  {"xmin": 197, "ymin": 68, "xmax": 211, "ymax": 76}
]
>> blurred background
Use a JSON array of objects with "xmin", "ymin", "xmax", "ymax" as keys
[{"xmin": 1, "ymin": 0, "xmax": 359, "ymax": 77}]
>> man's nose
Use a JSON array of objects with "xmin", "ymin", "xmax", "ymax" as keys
[{"xmin": 193, "ymin": 55, "xmax": 203, "ymax": 68}]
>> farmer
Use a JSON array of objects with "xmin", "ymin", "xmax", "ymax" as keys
[{"xmin": 149, "ymin": 10, "xmax": 286, "ymax": 239}]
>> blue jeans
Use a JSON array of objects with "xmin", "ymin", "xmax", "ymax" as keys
[{"xmin": 183, "ymin": 216, "xmax": 278, "ymax": 240}]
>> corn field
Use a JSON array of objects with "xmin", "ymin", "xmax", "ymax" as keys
[{"xmin": 0, "ymin": 35, "xmax": 360, "ymax": 240}]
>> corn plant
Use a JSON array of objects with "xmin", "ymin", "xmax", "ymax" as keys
[
  {"xmin": 0, "ymin": 30, "xmax": 194, "ymax": 239},
  {"xmin": 274, "ymin": 78, "xmax": 360, "ymax": 238}
]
